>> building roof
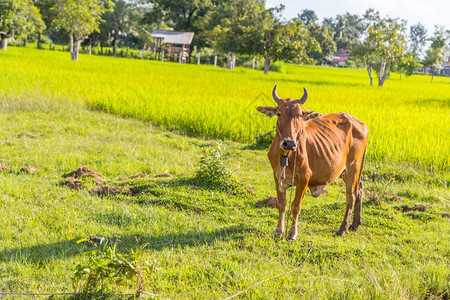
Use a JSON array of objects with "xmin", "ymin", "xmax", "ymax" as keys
[{"xmin": 151, "ymin": 30, "xmax": 195, "ymax": 45}]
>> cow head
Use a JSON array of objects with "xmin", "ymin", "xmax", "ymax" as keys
[{"xmin": 257, "ymin": 85, "xmax": 318, "ymax": 153}]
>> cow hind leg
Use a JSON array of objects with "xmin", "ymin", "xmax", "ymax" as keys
[
  {"xmin": 336, "ymin": 164, "xmax": 360, "ymax": 236},
  {"xmin": 349, "ymin": 181, "xmax": 363, "ymax": 231}
]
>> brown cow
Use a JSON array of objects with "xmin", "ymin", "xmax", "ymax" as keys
[{"xmin": 257, "ymin": 85, "xmax": 368, "ymax": 240}]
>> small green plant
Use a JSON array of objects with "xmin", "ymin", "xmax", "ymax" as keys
[
  {"xmin": 73, "ymin": 238, "xmax": 155, "ymax": 297},
  {"xmin": 195, "ymin": 142, "xmax": 240, "ymax": 192}
]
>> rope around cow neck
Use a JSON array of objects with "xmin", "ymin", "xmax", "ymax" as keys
[
  {"xmin": 276, "ymin": 121, "xmax": 302, "ymax": 240},
  {"xmin": 285, "ymin": 149, "xmax": 297, "ymax": 238}
]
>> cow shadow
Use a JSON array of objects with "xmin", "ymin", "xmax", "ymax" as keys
[{"xmin": 0, "ymin": 224, "xmax": 254, "ymax": 263}]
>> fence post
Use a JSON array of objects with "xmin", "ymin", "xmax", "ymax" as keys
[
  {"xmin": 179, "ymin": 51, "xmax": 182, "ymax": 63},
  {"xmin": 214, "ymin": 55, "xmax": 217, "ymax": 67},
  {"xmin": 197, "ymin": 54, "xmax": 200, "ymax": 65},
  {"xmin": 252, "ymin": 58, "xmax": 255, "ymax": 69},
  {"xmin": 161, "ymin": 51, "xmax": 164, "ymax": 62}
]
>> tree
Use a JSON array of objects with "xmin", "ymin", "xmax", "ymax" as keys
[
  {"xmin": 52, "ymin": 0, "xmax": 111, "ymax": 61},
  {"xmin": 423, "ymin": 25, "xmax": 449, "ymax": 81},
  {"xmin": 362, "ymin": 8, "xmax": 379, "ymax": 29},
  {"xmin": 409, "ymin": 23, "xmax": 427, "ymax": 57},
  {"xmin": 34, "ymin": 0, "xmax": 57, "ymax": 48},
  {"xmin": 298, "ymin": 9, "xmax": 317, "ymax": 26},
  {"xmin": 353, "ymin": 17, "xmax": 407, "ymax": 86},
  {"xmin": 306, "ymin": 23, "xmax": 336, "ymax": 64},
  {"xmin": 326, "ymin": 12, "xmax": 364, "ymax": 51},
  {"xmin": 213, "ymin": 2, "xmax": 317, "ymax": 74},
  {"xmin": 100, "ymin": 0, "xmax": 130, "ymax": 56},
  {"xmin": 142, "ymin": 0, "xmax": 214, "ymax": 47},
  {"xmin": 0, "ymin": 0, "xmax": 45, "ymax": 51}
]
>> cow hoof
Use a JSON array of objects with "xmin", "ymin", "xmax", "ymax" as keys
[
  {"xmin": 273, "ymin": 230, "xmax": 284, "ymax": 238},
  {"xmin": 335, "ymin": 229, "xmax": 348, "ymax": 236},
  {"xmin": 286, "ymin": 234, "xmax": 297, "ymax": 242},
  {"xmin": 349, "ymin": 224, "xmax": 359, "ymax": 231}
]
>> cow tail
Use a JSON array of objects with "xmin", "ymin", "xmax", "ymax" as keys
[{"xmin": 356, "ymin": 146, "xmax": 367, "ymax": 200}]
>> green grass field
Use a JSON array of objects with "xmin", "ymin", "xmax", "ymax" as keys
[{"xmin": 0, "ymin": 47, "xmax": 449, "ymax": 298}]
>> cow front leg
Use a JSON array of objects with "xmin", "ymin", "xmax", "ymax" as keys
[
  {"xmin": 275, "ymin": 188, "xmax": 287, "ymax": 237},
  {"xmin": 287, "ymin": 180, "xmax": 309, "ymax": 241}
]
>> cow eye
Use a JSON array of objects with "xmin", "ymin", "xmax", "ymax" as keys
[{"xmin": 276, "ymin": 113, "xmax": 281, "ymax": 117}]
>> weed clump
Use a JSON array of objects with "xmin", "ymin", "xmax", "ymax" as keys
[
  {"xmin": 73, "ymin": 238, "xmax": 156, "ymax": 297},
  {"xmin": 254, "ymin": 128, "xmax": 275, "ymax": 148},
  {"xmin": 195, "ymin": 142, "xmax": 241, "ymax": 192}
]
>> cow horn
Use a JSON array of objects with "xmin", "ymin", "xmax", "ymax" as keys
[
  {"xmin": 297, "ymin": 87, "xmax": 308, "ymax": 105},
  {"xmin": 272, "ymin": 85, "xmax": 281, "ymax": 103}
]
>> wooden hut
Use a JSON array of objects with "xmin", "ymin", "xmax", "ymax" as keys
[{"xmin": 151, "ymin": 30, "xmax": 194, "ymax": 63}]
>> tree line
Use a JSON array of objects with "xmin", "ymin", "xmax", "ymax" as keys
[{"xmin": 1, "ymin": 0, "xmax": 449, "ymax": 85}]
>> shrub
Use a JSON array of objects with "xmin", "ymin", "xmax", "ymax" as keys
[
  {"xmin": 195, "ymin": 142, "xmax": 239, "ymax": 191},
  {"xmin": 254, "ymin": 128, "xmax": 275, "ymax": 148}
]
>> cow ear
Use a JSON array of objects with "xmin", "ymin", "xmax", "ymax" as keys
[
  {"xmin": 257, "ymin": 106, "xmax": 277, "ymax": 118},
  {"xmin": 301, "ymin": 110, "xmax": 320, "ymax": 120}
]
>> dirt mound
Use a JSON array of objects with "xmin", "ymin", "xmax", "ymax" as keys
[
  {"xmin": 90, "ymin": 184, "xmax": 133, "ymax": 196},
  {"xmin": 400, "ymin": 205, "xmax": 427, "ymax": 212},
  {"xmin": 155, "ymin": 173, "xmax": 171, "ymax": 178},
  {"xmin": 442, "ymin": 213, "xmax": 450, "ymax": 218},
  {"xmin": 62, "ymin": 167, "xmax": 103, "ymax": 181},
  {"xmin": 21, "ymin": 166, "xmax": 37, "ymax": 174},
  {"xmin": 255, "ymin": 196, "xmax": 278, "ymax": 208},
  {"xmin": 120, "ymin": 173, "xmax": 148, "ymax": 181},
  {"xmin": 64, "ymin": 177, "xmax": 83, "ymax": 189},
  {"xmin": 0, "ymin": 164, "xmax": 13, "ymax": 171}
]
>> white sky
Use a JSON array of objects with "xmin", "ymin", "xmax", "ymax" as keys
[{"xmin": 266, "ymin": 0, "xmax": 449, "ymax": 34}]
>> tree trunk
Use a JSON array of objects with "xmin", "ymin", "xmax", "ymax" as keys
[
  {"xmin": 1, "ymin": 36, "xmax": 9, "ymax": 51},
  {"xmin": 37, "ymin": 32, "xmax": 41, "ymax": 49},
  {"xmin": 264, "ymin": 55, "xmax": 271, "ymax": 74},
  {"xmin": 100, "ymin": 40, "xmax": 103, "ymax": 55},
  {"xmin": 112, "ymin": 36, "xmax": 117, "ymax": 56},
  {"xmin": 69, "ymin": 34, "xmax": 81, "ymax": 61},
  {"xmin": 378, "ymin": 61, "xmax": 391, "ymax": 87},
  {"xmin": 367, "ymin": 66, "xmax": 373, "ymax": 86}
]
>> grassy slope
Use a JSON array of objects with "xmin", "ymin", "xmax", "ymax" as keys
[{"xmin": 1, "ymin": 94, "xmax": 449, "ymax": 298}]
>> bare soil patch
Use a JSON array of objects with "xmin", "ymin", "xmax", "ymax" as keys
[
  {"xmin": 62, "ymin": 166, "xmax": 103, "ymax": 181},
  {"xmin": 155, "ymin": 173, "xmax": 171, "ymax": 178},
  {"xmin": 400, "ymin": 205, "xmax": 427, "ymax": 212},
  {"xmin": 255, "ymin": 196, "xmax": 278, "ymax": 208},
  {"xmin": 0, "ymin": 164, "xmax": 13, "ymax": 171},
  {"xmin": 21, "ymin": 166, "xmax": 37, "ymax": 174},
  {"xmin": 120, "ymin": 173, "xmax": 148, "ymax": 181},
  {"xmin": 64, "ymin": 177, "xmax": 83, "ymax": 189}
]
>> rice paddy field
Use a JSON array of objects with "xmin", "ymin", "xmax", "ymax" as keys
[
  {"xmin": 1, "ymin": 47, "xmax": 449, "ymax": 169},
  {"xmin": 0, "ymin": 47, "xmax": 449, "ymax": 298}
]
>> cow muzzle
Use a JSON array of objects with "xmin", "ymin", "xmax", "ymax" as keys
[{"xmin": 282, "ymin": 139, "xmax": 297, "ymax": 151}]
